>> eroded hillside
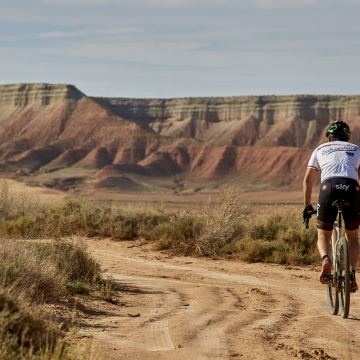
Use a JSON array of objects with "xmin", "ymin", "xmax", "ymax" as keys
[{"xmin": 1, "ymin": 83, "xmax": 359, "ymax": 192}]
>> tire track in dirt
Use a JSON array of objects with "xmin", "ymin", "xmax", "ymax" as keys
[{"xmin": 80, "ymin": 239, "xmax": 360, "ymax": 359}]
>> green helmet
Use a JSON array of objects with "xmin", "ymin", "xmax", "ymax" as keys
[{"xmin": 325, "ymin": 120, "xmax": 351, "ymax": 141}]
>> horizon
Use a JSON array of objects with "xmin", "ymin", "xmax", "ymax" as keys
[
  {"xmin": 1, "ymin": 82, "xmax": 360, "ymax": 99},
  {"xmin": 1, "ymin": 0, "xmax": 360, "ymax": 98}
]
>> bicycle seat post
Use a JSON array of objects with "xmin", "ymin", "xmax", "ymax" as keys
[{"xmin": 332, "ymin": 199, "xmax": 349, "ymax": 230}]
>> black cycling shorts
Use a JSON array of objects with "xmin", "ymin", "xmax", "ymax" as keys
[{"xmin": 317, "ymin": 177, "xmax": 360, "ymax": 231}]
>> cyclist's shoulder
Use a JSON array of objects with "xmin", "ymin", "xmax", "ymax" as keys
[
  {"xmin": 313, "ymin": 141, "xmax": 360, "ymax": 153},
  {"xmin": 311, "ymin": 142, "xmax": 333, "ymax": 153},
  {"xmin": 344, "ymin": 141, "xmax": 360, "ymax": 150}
]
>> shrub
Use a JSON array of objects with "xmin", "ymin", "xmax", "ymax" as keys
[
  {"xmin": 151, "ymin": 213, "xmax": 204, "ymax": 254},
  {"xmin": 234, "ymin": 208, "xmax": 318, "ymax": 265},
  {"xmin": 0, "ymin": 291, "xmax": 58, "ymax": 358},
  {"xmin": 195, "ymin": 189, "xmax": 248, "ymax": 256},
  {"xmin": 0, "ymin": 239, "xmax": 102, "ymax": 358}
]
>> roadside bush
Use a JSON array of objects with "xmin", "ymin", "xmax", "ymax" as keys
[
  {"xmin": 148, "ymin": 193, "xmax": 318, "ymax": 265},
  {"xmin": 0, "ymin": 240, "xmax": 101, "ymax": 302},
  {"xmin": 0, "ymin": 239, "xmax": 102, "ymax": 359},
  {"xmin": 151, "ymin": 213, "xmax": 204, "ymax": 254},
  {"xmin": 195, "ymin": 190, "xmax": 248, "ymax": 256},
  {"xmin": 0, "ymin": 291, "xmax": 58, "ymax": 359},
  {"xmin": 233, "ymin": 208, "xmax": 318, "ymax": 265}
]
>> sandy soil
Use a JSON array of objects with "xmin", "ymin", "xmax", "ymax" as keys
[
  {"xmin": 75, "ymin": 238, "xmax": 360, "ymax": 360},
  {"xmin": 86, "ymin": 190, "xmax": 307, "ymax": 204},
  {"xmin": 1, "ymin": 178, "xmax": 65, "ymax": 203}
]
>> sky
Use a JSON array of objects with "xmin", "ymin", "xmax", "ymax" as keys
[{"xmin": 1, "ymin": 0, "xmax": 360, "ymax": 98}]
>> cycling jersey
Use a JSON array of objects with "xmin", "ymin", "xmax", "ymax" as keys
[
  {"xmin": 307, "ymin": 140, "xmax": 360, "ymax": 230},
  {"xmin": 308, "ymin": 141, "xmax": 360, "ymax": 182}
]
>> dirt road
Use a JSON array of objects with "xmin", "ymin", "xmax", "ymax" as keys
[{"xmin": 79, "ymin": 239, "xmax": 360, "ymax": 359}]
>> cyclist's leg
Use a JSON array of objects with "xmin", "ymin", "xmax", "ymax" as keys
[
  {"xmin": 317, "ymin": 229, "xmax": 333, "ymax": 283},
  {"xmin": 316, "ymin": 179, "xmax": 337, "ymax": 283},
  {"xmin": 316, "ymin": 179, "xmax": 336, "ymax": 259},
  {"xmin": 317, "ymin": 229, "xmax": 332, "ymax": 259}
]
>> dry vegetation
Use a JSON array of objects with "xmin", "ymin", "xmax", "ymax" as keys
[
  {"xmin": 0, "ymin": 182, "xmax": 103, "ymax": 359},
  {"xmin": 151, "ymin": 191, "xmax": 318, "ymax": 265},
  {"xmin": 0, "ymin": 183, "xmax": 318, "ymax": 266},
  {"xmin": 0, "ymin": 183, "xmax": 318, "ymax": 358},
  {"xmin": 0, "ymin": 238, "xmax": 102, "ymax": 359}
]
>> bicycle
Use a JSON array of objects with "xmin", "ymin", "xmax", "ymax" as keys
[{"xmin": 305, "ymin": 200, "xmax": 351, "ymax": 319}]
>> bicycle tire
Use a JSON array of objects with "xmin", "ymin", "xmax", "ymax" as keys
[
  {"xmin": 338, "ymin": 236, "xmax": 350, "ymax": 318},
  {"xmin": 327, "ymin": 265, "xmax": 339, "ymax": 315},
  {"xmin": 327, "ymin": 228, "xmax": 339, "ymax": 315}
]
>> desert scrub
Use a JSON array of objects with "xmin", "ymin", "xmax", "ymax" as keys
[
  {"xmin": 0, "ymin": 239, "xmax": 102, "ymax": 359},
  {"xmin": 194, "ymin": 190, "xmax": 248, "ymax": 256},
  {"xmin": 151, "ymin": 212, "xmax": 204, "ymax": 254},
  {"xmin": 233, "ymin": 207, "xmax": 318, "ymax": 265},
  {"xmin": 150, "ymin": 193, "xmax": 317, "ymax": 265},
  {"xmin": 0, "ymin": 240, "xmax": 101, "ymax": 301},
  {"xmin": 0, "ymin": 198, "xmax": 170, "ymax": 240},
  {"xmin": 0, "ymin": 183, "xmax": 318, "ymax": 265},
  {"xmin": 0, "ymin": 291, "xmax": 58, "ymax": 360}
]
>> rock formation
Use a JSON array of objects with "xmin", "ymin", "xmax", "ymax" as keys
[{"xmin": 1, "ymin": 83, "xmax": 360, "ymax": 192}]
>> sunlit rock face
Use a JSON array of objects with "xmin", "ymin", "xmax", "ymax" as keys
[
  {"xmin": 97, "ymin": 95, "xmax": 360, "ymax": 147},
  {"xmin": 0, "ymin": 83, "xmax": 84, "ymax": 106},
  {"xmin": 0, "ymin": 83, "xmax": 359, "ymax": 190}
]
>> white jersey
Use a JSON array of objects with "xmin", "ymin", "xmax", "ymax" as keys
[{"xmin": 308, "ymin": 141, "xmax": 360, "ymax": 182}]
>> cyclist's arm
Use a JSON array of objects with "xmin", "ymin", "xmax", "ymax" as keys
[{"xmin": 303, "ymin": 167, "xmax": 318, "ymax": 206}]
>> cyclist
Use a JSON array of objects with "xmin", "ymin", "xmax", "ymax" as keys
[{"xmin": 303, "ymin": 120, "xmax": 360, "ymax": 292}]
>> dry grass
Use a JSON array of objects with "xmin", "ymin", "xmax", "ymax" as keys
[
  {"xmin": 145, "ymin": 189, "xmax": 318, "ymax": 265},
  {"xmin": 150, "ymin": 212, "xmax": 204, "ymax": 255},
  {"xmin": 232, "ymin": 207, "xmax": 318, "ymax": 265},
  {"xmin": 0, "ymin": 239, "xmax": 101, "ymax": 359},
  {"xmin": 0, "ymin": 183, "xmax": 102, "ymax": 359},
  {"xmin": 147, "ymin": 189, "xmax": 318, "ymax": 265},
  {"xmin": 0, "ymin": 185, "xmax": 318, "ymax": 266}
]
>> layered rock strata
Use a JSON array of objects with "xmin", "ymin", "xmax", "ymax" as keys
[{"xmin": 0, "ymin": 83, "xmax": 359, "ymax": 191}]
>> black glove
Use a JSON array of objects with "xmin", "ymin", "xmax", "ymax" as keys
[{"xmin": 302, "ymin": 204, "xmax": 315, "ymax": 225}]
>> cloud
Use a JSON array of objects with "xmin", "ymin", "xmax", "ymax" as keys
[
  {"xmin": 34, "ymin": 0, "xmax": 236, "ymax": 5},
  {"xmin": 254, "ymin": 0, "xmax": 320, "ymax": 7},
  {"xmin": 0, "ymin": 35, "xmax": 21, "ymax": 42},
  {"xmin": 36, "ymin": 27, "xmax": 140, "ymax": 39}
]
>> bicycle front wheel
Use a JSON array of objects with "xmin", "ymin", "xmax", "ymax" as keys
[{"xmin": 338, "ymin": 236, "xmax": 350, "ymax": 318}]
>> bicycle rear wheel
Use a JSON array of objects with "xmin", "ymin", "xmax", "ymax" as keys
[
  {"xmin": 327, "ymin": 229, "xmax": 339, "ymax": 315},
  {"xmin": 338, "ymin": 236, "xmax": 350, "ymax": 318}
]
